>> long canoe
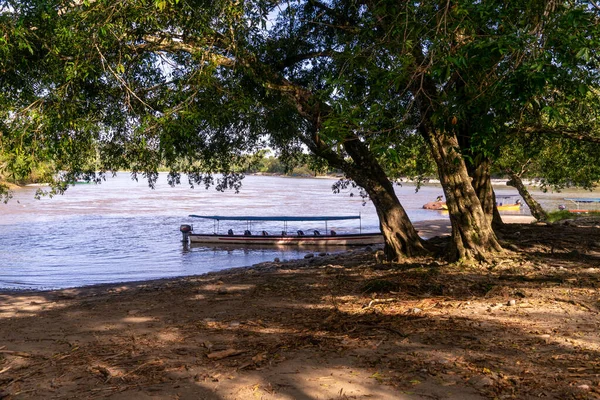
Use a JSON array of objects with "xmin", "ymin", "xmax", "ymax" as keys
[
  {"xmin": 182, "ymin": 214, "xmax": 383, "ymax": 246},
  {"xmin": 188, "ymin": 232, "xmax": 384, "ymax": 246},
  {"xmin": 424, "ymin": 201, "xmax": 521, "ymax": 212}
]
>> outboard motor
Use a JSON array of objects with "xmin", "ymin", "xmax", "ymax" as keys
[{"xmin": 180, "ymin": 224, "xmax": 193, "ymax": 242}]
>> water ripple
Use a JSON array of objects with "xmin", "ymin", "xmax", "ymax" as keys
[{"xmin": 0, "ymin": 173, "xmax": 533, "ymax": 290}]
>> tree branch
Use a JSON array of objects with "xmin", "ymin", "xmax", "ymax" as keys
[
  {"xmin": 139, "ymin": 35, "xmax": 236, "ymax": 68},
  {"xmin": 135, "ymin": 32, "xmax": 352, "ymax": 172},
  {"xmin": 306, "ymin": 0, "xmax": 355, "ymax": 26},
  {"xmin": 94, "ymin": 43, "xmax": 155, "ymax": 111},
  {"xmin": 277, "ymin": 50, "xmax": 336, "ymax": 70}
]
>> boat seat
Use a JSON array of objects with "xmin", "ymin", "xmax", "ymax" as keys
[
  {"xmin": 297, "ymin": 230, "xmax": 304, "ymax": 236},
  {"xmin": 228, "ymin": 229, "xmax": 234, "ymax": 236},
  {"xmin": 262, "ymin": 230, "xmax": 269, "ymax": 236},
  {"xmin": 313, "ymin": 230, "xmax": 321, "ymax": 236},
  {"xmin": 244, "ymin": 230, "xmax": 252, "ymax": 236},
  {"xmin": 330, "ymin": 230, "xmax": 337, "ymax": 236}
]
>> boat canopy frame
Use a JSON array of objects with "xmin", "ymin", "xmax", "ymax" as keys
[
  {"xmin": 564, "ymin": 198, "xmax": 600, "ymax": 204},
  {"xmin": 564, "ymin": 198, "xmax": 600, "ymax": 212},
  {"xmin": 188, "ymin": 215, "xmax": 363, "ymax": 235}
]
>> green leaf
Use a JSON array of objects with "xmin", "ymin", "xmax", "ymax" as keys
[{"xmin": 575, "ymin": 47, "xmax": 591, "ymax": 62}]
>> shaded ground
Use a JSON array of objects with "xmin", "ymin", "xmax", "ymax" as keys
[{"xmin": 1, "ymin": 219, "xmax": 600, "ymax": 399}]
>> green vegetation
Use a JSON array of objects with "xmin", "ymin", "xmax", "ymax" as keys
[
  {"xmin": 249, "ymin": 157, "xmax": 316, "ymax": 177},
  {"xmin": 244, "ymin": 151, "xmax": 340, "ymax": 177},
  {"xmin": 0, "ymin": 153, "xmax": 53, "ymax": 185},
  {"xmin": 546, "ymin": 210, "xmax": 600, "ymax": 223}
]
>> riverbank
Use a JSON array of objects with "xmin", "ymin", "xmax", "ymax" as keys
[
  {"xmin": 0, "ymin": 181, "xmax": 20, "ymax": 190},
  {"xmin": 3, "ymin": 218, "xmax": 600, "ymax": 399}
]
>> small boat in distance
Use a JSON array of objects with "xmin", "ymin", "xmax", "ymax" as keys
[
  {"xmin": 560, "ymin": 198, "xmax": 600, "ymax": 213},
  {"xmin": 423, "ymin": 196, "xmax": 523, "ymax": 212},
  {"xmin": 423, "ymin": 195, "xmax": 447, "ymax": 210},
  {"xmin": 422, "ymin": 201, "xmax": 447, "ymax": 210},
  {"xmin": 180, "ymin": 215, "xmax": 384, "ymax": 246},
  {"xmin": 496, "ymin": 196, "xmax": 522, "ymax": 211}
]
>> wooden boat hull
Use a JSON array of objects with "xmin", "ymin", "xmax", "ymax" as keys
[
  {"xmin": 423, "ymin": 201, "xmax": 447, "ymax": 210},
  {"xmin": 188, "ymin": 233, "xmax": 384, "ymax": 246},
  {"xmin": 424, "ymin": 202, "xmax": 520, "ymax": 212}
]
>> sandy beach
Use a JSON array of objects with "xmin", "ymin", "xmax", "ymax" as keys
[
  {"xmin": 412, "ymin": 215, "xmax": 535, "ymax": 240},
  {"xmin": 2, "ymin": 217, "xmax": 600, "ymax": 400}
]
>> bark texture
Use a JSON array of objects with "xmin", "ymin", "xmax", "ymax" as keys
[
  {"xmin": 422, "ymin": 127, "xmax": 503, "ymax": 261},
  {"xmin": 470, "ymin": 159, "xmax": 504, "ymax": 228},
  {"xmin": 342, "ymin": 137, "xmax": 427, "ymax": 260},
  {"xmin": 507, "ymin": 171, "xmax": 549, "ymax": 221},
  {"xmin": 304, "ymin": 128, "xmax": 427, "ymax": 261},
  {"xmin": 410, "ymin": 62, "xmax": 502, "ymax": 261}
]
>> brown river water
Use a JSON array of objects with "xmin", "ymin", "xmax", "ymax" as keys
[{"xmin": 0, "ymin": 173, "xmax": 591, "ymax": 290}]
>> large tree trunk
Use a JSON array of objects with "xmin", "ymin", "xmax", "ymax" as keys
[
  {"xmin": 506, "ymin": 171, "xmax": 548, "ymax": 221},
  {"xmin": 422, "ymin": 127, "xmax": 503, "ymax": 261},
  {"xmin": 361, "ymin": 175, "xmax": 427, "ymax": 260},
  {"xmin": 341, "ymin": 137, "xmax": 428, "ymax": 260},
  {"xmin": 470, "ymin": 159, "xmax": 504, "ymax": 228},
  {"xmin": 455, "ymin": 122, "xmax": 503, "ymax": 229},
  {"xmin": 305, "ymin": 130, "xmax": 427, "ymax": 261},
  {"xmin": 282, "ymin": 82, "xmax": 426, "ymax": 261}
]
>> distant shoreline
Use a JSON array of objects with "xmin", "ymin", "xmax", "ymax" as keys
[
  {"xmin": 0, "ymin": 173, "xmax": 577, "ymax": 189},
  {"xmin": 249, "ymin": 173, "xmax": 524, "ymax": 187}
]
